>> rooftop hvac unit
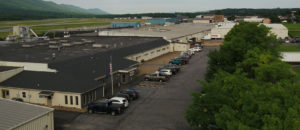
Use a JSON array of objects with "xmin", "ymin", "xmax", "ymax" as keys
[
  {"xmin": 49, "ymin": 41, "xmax": 58, "ymax": 44},
  {"xmin": 49, "ymin": 44, "xmax": 62, "ymax": 49},
  {"xmin": 36, "ymin": 42, "xmax": 48, "ymax": 46},
  {"xmin": 92, "ymin": 44, "xmax": 104, "ymax": 48},
  {"xmin": 62, "ymin": 43, "xmax": 73, "ymax": 47},
  {"xmin": 73, "ymin": 41, "xmax": 83, "ymax": 45},
  {"xmin": 22, "ymin": 44, "xmax": 35, "ymax": 48},
  {"xmin": 60, "ymin": 40, "xmax": 68, "ymax": 43}
]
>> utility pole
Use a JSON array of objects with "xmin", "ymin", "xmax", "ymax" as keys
[{"xmin": 110, "ymin": 56, "xmax": 114, "ymax": 96}]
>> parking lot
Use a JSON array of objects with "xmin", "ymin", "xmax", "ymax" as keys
[{"xmin": 54, "ymin": 47, "xmax": 218, "ymax": 130}]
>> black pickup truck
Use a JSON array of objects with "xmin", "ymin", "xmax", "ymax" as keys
[{"xmin": 88, "ymin": 100, "xmax": 123, "ymax": 116}]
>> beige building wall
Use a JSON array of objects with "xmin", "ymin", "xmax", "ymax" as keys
[
  {"xmin": 0, "ymin": 68, "xmax": 24, "ymax": 83},
  {"xmin": 193, "ymin": 19, "xmax": 211, "ymax": 24},
  {"xmin": 52, "ymin": 92, "xmax": 81, "ymax": 109},
  {"xmin": 0, "ymin": 87, "xmax": 82, "ymax": 109},
  {"xmin": 211, "ymin": 28, "xmax": 232, "ymax": 38},
  {"xmin": 14, "ymin": 111, "xmax": 54, "ymax": 130},
  {"xmin": 126, "ymin": 45, "xmax": 170, "ymax": 62}
]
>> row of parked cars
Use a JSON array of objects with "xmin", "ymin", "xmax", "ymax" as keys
[
  {"xmin": 87, "ymin": 89, "xmax": 139, "ymax": 116},
  {"xmin": 144, "ymin": 46, "xmax": 203, "ymax": 82}
]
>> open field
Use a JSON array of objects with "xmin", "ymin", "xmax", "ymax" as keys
[
  {"xmin": 284, "ymin": 24, "xmax": 300, "ymax": 38},
  {"xmin": 0, "ymin": 18, "xmax": 146, "ymax": 39},
  {"xmin": 279, "ymin": 45, "xmax": 300, "ymax": 52}
]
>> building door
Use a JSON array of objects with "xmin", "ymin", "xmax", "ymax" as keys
[
  {"xmin": 2, "ymin": 90, "xmax": 9, "ymax": 98},
  {"xmin": 47, "ymin": 97, "xmax": 52, "ymax": 106},
  {"xmin": 122, "ymin": 74, "xmax": 126, "ymax": 83}
]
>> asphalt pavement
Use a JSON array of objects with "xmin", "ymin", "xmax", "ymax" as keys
[{"xmin": 55, "ymin": 46, "xmax": 218, "ymax": 130}]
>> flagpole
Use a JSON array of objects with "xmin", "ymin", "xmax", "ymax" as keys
[{"xmin": 110, "ymin": 56, "xmax": 114, "ymax": 96}]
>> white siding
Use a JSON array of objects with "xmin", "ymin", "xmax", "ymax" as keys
[
  {"xmin": 126, "ymin": 45, "xmax": 170, "ymax": 62},
  {"xmin": 14, "ymin": 111, "xmax": 54, "ymax": 130},
  {"xmin": 0, "ymin": 87, "xmax": 82, "ymax": 109}
]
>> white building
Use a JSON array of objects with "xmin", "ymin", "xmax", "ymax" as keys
[
  {"xmin": 210, "ymin": 22, "xmax": 288, "ymax": 39},
  {"xmin": 0, "ymin": 98, "xmax": 54, "ymax": 130},
  {"xmin": 244, "ymin": 16, "xmax": 264, "ymax": 23}
]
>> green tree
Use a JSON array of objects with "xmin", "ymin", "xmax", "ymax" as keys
[{"xmin": 186, "ymin": 22, "xmax": 300, "ymax": 130}]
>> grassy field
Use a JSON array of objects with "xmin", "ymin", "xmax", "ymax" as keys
[
  {"xmin": 284, "ymin": 24, "xmax": 300, "ymax": 38},
  {"xmin": 279, "ymin": 45, "xmax": 300, "ymax": 52},
  {"xmin": 0, "ymin": 18, "xmax": 146, "ymax": 39}
]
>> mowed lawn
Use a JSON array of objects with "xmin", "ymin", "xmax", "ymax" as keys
[
  {"xmin": 284, "ymin": 24, "xmax": 300, "ymax": 38},
  {"xmin": 279, "ymin": 45, "xmax": 300, "ymax": 52},
  {"xmin": 0, "ymin": 18, "xmax": 146, "ymax": 39}
]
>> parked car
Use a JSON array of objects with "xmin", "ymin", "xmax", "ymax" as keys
[
  {"xmin": 163, "ymin": 64, "xmax": 180, "ymax": 72},
  {"xmin": 116, "ymin": 93, "xmax": 130, "ymax": 101},
  {"xmin": 88, "ymin": 100, "xmax": 123, "ymax": 116},
  {"xmin": 144, "ymin": 73, "xmax": 169, "ymax": 82},
  {"xmin": 169, "ymin": 59, "xmax": 184, "ymax": 65},
  {"xmin": 159, "ymin": 64, "xmax": 180, "ymax": 74},
  {"xmin": 120, "ymin": 89, "xmax": 139, "ymax": 100},
  {"xmin": 176, "ymin": 57, "xmax": 189, "ymax": 64},
  {"xmin": 157, "ymin": 68, "xmax": 173, "ymax": 76},
  {"xmin": 193, "ymin": 47, "xmax": 202, "ymax": 52},
  {"xmin": 109, "ymin": 97, "xmax": 129, "ymax": 108}
]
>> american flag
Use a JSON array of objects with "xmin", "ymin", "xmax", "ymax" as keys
[{"xmin": 109, "ymin": 62, "xmax": 113, "ymax": 75}]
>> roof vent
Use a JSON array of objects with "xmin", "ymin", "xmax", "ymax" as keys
[
  {"xmin": 22, "ymin": 44, "xmax": 35, "ymax": 48},
  {"xmin": 62, "ymin": 43, "xmax": 73, "ymax": 47},
  {"xmin": 92, "ymin": 44, "xmax": 103, "ymax": 48},
  {"xmin": 73, "ymin": 41, "xmax": 83, "ymax": 45}
]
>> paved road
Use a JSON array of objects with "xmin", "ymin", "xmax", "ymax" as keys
[{"xmin": 55, "ymin": 47, "xmax": 217, "ymax": 130}]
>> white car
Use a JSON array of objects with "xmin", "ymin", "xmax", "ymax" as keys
[
  {"xmin": 193, "ymin": 47, "xmax": 202, "ymax": 52},
  {"xmin": 110, "ymin": 97, "xmax": 129, "ymax": 108},
  {"xmin": 157, "ymin": 69, "xmax": 173, "ymax": 76}
]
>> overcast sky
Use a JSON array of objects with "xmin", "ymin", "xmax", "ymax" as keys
[{"xmin": 45, "ymin": 0, "xmax": 300, "ymax": 14}]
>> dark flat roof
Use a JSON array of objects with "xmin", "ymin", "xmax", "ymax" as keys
[{"xmin": 0, "ymin": 36, "xmax": 169, "ymax": 93}]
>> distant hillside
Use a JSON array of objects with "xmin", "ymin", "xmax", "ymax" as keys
[
  {"xmin": 0, "ymin": 0, "xmax": 108, "ymax": 20},
  {"xmin": 87, "ymin": 8, "xmax": 108, "ymax": 15}
]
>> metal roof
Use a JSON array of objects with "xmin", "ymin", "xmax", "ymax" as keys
[
  {"xmin": 99, "ymin": 23, "xmax": 213, "ymax": 40},
  {"xmin": 281, "ymin": 52, "xmax": 300, "ymax": 62},
  {"xmin": 0, "ymin": 98, "xmax": 53, "ymax": 130}
]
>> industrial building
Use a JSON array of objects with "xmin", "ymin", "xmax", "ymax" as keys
[
  {"xmin": 0, "ymin": 36, "xmax": 172, "ymax": 110},
  {"xmin": 0, "ymin": 98, "xmax": 54, "ymax": 130},
  {"xmin": 193, "ymin": 14, "xmax": 224, "ymax": 24},
  {"xmin": 209, "ymin": 22, "xmax": 288, "ymax": 39},
  {"xmin": 147, "ymin": 18, "xmax": 179, "ymax": 25},
  {"xmin": 110, "ymin": 22, "xmax": 141, "ymax": 29},
  {"xmin": 99, "ymin": 23, "xmax": 213, "ymax": 44}
]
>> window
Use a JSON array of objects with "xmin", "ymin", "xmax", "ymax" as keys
[
  {"xmin": 5, "ymin": 90, "xmax": 9, "ymax": 96},
  {"xmin": 84, "ymin": 95, "xmax": 87, "ymax": 105},
  {"xmin": 162, "ymin": 48, "xmax": 166, "ymax": 50},
  {"xmin": 70, "ymin": 96, "xmax": 73, "ymax": 105},
  {"xmin": 157, "ymin": 49, "xmax": 160, "ymax": 52},
  {"xmin": 22, "ymin": 92, "xmax": 26, "ymax": 98},
  {"xmin": 65, "ymin": 95, "xmax": 68, "ymax": 104},
  {"xmin": 75, "ymin": 96, "xmax": 79, "ymax": 105},
  {"xmin": 151, "ymin": 51, "xmax": 155, "ymax": 54},
  {"xmin": 94, "ymin": 91, "xmax": 97, "ymax": 101},
  {"xmin": 167, "ymin": 47, "xmax": 169, "ymax": 49},
  {"xmin": 144, "ymin": 53, "xmax": 149, "ymax": 56}
]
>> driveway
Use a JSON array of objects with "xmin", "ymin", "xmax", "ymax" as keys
[{"xmin": 55, "ymin": 47, "xmax": 218, "ymax": 130}]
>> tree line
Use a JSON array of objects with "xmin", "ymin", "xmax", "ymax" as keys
[{"xmin": 185, "ymin": 22, "xmax": 300, "ymax": 129}]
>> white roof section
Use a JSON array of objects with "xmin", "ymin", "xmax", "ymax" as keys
[
  {"xmin": 99, "ymin": 23, "xmax": 213, "ymax": 40},
  {"xmin": 281, "ymin": 52, "xmax": 300, "ymax": 62},
  {"xmin": 264, "ymin": 24, "xmax": 288, "ymax": 30},
  {"xmin": 0, "ymin": 98, "xmax": 53, "ymax": 130}
]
